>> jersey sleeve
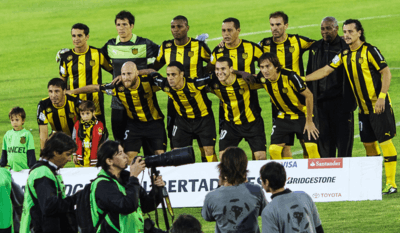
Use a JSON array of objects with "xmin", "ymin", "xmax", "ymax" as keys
[
  {"xmin": 2, "ymin": 132, "xmax": 7, "ymax": 150},
  {"xmin": 27, "ymin": 131, "xmax": 35, "ymax": 150},
  {"xmin": 329, "ymin": 52, "xmax": 343, "ymax": 69},
  {"xmin": 59, "ymin": 57, "xmax": 68, "ymax": 78},
  {"xmin": 254, "ymin": 44, "xmax": 263, "ymax": 59},
  {"xmin": 200, "ymin": 42, "xmax": 212, "ymax": 62},
  {"xmin": 100, "ymin": 83, "xmax": 117, "ymax": 96},
  {"xmin": 37, "ymin": 101, "xmax": 48, "ymax": 125},
  {"xmin": 156, "ymin": 43, "xmax": 166, "ymax": 63},
  {"xmin": 100, "ymin": 51, "xmax": 113, "ymax": 73},
  {"xmin": 146, "ymin": 39, "xmax": 160, "ymax": 59},
  {"xmin": 151, "ymin": 73, "xmax": 168, "ymax": 89},
  {"xmin": 298, "ymin": 35, "xmax": 315, "ymax": 50},
  {"xmin": 367, "ymin": 46, "xmax": 388, "ymax": 71},
  {"xmin": 194, "ymin": 75, "xmax": 212, "ymax": 90},
  {"xmin": 210, "ymin": 49, "xmax": 217, "ymax": 65},
  {"xmin": 289, "ymin": 72, "xmax": 307, "ymax": 93}
]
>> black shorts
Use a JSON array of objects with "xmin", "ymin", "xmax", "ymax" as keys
[
  {"xmin": 271, "ymin": 117, "xmax": 317, "ymax": 144},
  {"xmin": 358, "ymin": 102, "xmax": 396, "ymax": 143},
  {"xmin": 172, "ymin": 114, "xmax": 216, "ymax": 148},
  {"xmin": 124, "ymin": 119, "xmax": 167, "ymax": 152},
  {"xmin": 219, "ymin": 117, "xmax": 266, "ymax": 152}
]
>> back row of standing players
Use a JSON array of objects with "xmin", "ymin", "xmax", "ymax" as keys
[{"xmin": 37, "ymin": 10, "xmax": 396, "ymax": 194}]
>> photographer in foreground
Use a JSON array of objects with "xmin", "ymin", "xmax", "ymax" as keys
[
  {"xmin": 92, "ymin": 140, "xmax": 165, "ymax": 233},
  {"xmin": 20, "ymin": 132, "xmax": 78, "ymax": 233}
]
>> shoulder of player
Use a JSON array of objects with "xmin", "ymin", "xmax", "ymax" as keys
[
  {"xmin": 136, "ymin": 36, "xmax": 157, "ymax": 46},
  {"xmin": 59, "ymin": 49, "xmax": 75, "ymax": 59},
  {"xmin": 241, "ymin": 39, "xmax": 260, "ymax": 47},
  {"xmin": 281, "ymin": 68, "xmax": 300, "ymax": 81},
  {"xmin": 161, "ymin": 39, "xmax": 174, "ymax": 47},
  {"xmin": 105, "ymin": 38, "xmax": 117, "ymax": 45},
  {"xmin": 289, "ymin": 33, "xmax": 313, "ymax": 41},
  {"xmin": 38, "ymin": 97, "xmax": 51, "ymax": 106}
]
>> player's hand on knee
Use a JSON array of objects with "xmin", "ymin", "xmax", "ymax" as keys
[{"xmin": 56, "ymin": 48, "xmax": 70, "ymax": 63}]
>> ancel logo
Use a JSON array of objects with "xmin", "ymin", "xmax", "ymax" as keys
[{"xmin": 308, "ymin": 158, "xmax": 343, "ymax": 169}]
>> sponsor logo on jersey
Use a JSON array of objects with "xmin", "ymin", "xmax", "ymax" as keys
[{"xmin": 308, "ymin": 158, "xmax": 343, "ymax": 169}]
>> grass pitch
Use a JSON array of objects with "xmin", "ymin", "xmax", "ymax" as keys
[{"xmin": 1, "ymin": 0, "xmax": 400, "ymax": 232}]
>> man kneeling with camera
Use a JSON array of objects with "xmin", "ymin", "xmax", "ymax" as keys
[{"xmin": 92, "ymin": 140, "xmax": 165, "ymax": 233}]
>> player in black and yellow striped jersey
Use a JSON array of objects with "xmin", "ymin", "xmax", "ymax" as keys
[
  {"xmin": 306, "ymin": 19, "xmax": 397, "ymax": 194},
  {"xmin": 208, "ymin": 57, "xmax": 266, "ymax": 160},
  {"xmin": 154, "ymin": 15, "xmax": 212, "ymax": 160},
  {"xmin": 59, "ymin": 23, "xmax": 113, "ymax": 125},
  {"xmin": 37, "ymin": 78, "xmax": 81, "ymax": 149},
  {"xmin": 152, "ymin": 61, "xmax": 217, "ymax": 162},
  {"xmin": 259, "ymin": 11, "xmax": 315, "ymax": 159},
  {"xmin": 256, "ymin": 53, "xmax": 320, "ymax": 160},
  {"xmin": 210, "ymin": 18, "xmax": 263, "ymax": 73},
  {"xmin": 67, "ymin": 62, "xmax": 166, "ymax": 162}
]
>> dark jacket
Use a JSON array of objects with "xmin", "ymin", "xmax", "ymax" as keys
[
  {"xmin": 25, "ymin": 161, "xmax": 77, "ymax": 233},
  {"xmin": 306, "ymin": 35, "xmax": 356, "ymax": 112},
  {"xmin": 95, "ymin": 170, "xmax": 163, "ymax": 233}
]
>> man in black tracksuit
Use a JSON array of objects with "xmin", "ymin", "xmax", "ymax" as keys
[{"xmin": 306, "ymin": 16, "xmax": 356, "ymax": 158}]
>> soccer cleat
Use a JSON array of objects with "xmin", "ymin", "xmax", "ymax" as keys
[{"xmin": 382, "ymin": 184, "xmax": 397, "ymax": 195}]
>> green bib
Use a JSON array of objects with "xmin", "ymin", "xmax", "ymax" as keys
[
  {"xmin": 20, "ymin": 165, "xmax": 65, "ymax": 233},
  {"xmin": 90, "ymin": 169, "xmax": 144, "ymax": 233}
]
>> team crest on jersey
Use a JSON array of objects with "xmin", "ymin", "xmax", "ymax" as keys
[
  {"xmin": 238, "ymin": 89, "xmax": 245, "ymax": 95},
  {"xmin": 20, "ymin": 136, "xmax": 26, "ymax": 144},
  {"xmin": 132, "ymin": 48, "xmax": 138, "ymax": 55},
  {"xmin": 242, "ymin": 53, "xmax": 248, "ymax": 59},
  {"xmin": 166, "ymin": 43, "xmax": 172, "ymax": 48},
  {"xmin": 164, "ymin": 87, "xmax": 170, "ymax": 92},
  {"xmin": 67, "ymin": 55, "xmax": 73, "ymax": 61},
  {"xmin": 90, "ymin": 60, "xmax": 95, "ymax": 66},
  {"xmin": 98, "ymin": 128, "xmax": 103, "ymax": 135},
  {"xmin": 289, "ymin": 46, "xmax": 295, "ymax": 53},
  {"xmin": 282, "ymin": 88, "xmax": 288, "ymax": 94},
  {"xmin": 213, "ymin": 83, "xmax": 219, "ymax": 89},
  {"xmin": 69, "ymin": 113, "xmax": 75, "ymax": 118},
  {"xmin": 343, "ymin": 49, "xmax": 349, "ymax": 55},
  {"xmin": 358, "ymin": 57, "xmax": 364, "ymax": 64},
  {"xmin": 218, "ymin": 48, "xmax": 224, "ymax": 53},
  {"xmin": 260, "ymin": 77, "xmax": 266, "ymax": 83},
  {"xmin": 265, "ymin": 39, "xmax": 271, "ymax": 45},
  {"xmin": 118, "ymin": 86, "xmax": 125, "ymax": 92},
  {"xmin": 188, "ymin": 51, "xmax": 194, "ymax": 57},
  {"xmin": 46, "ymin": 107, "xmax": 52, "ymax": 113}
]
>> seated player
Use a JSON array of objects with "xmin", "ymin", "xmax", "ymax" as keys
[
  {"xmin": 1, "ymin": 107, "xmax": 36, "ymax": 171},
  {"xmin": 151, "ymin": 61, "xmax": 217, "ymax": 162},
  {"xmin": 255, "ymin": 53, "xmax": 320, "ymax": 159},
  {"xmin": 72, "ymin": 100, "xmax": 107, "ymax": 167},
  {"xmin": 37, "ymin": 78, "xmax": 81, "ymax": 149}
]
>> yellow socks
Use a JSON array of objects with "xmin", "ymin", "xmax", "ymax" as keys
[
  {"xmin": 269, "ymin": 145, "xmax": 283, "ymax": 160},
  {"xmin": 381, "ymin": 140, "xmax": 397, "ymax": 188},
  {"xmin": 304, "ymin": 143, "xmax": 320, "ymax": 158}
]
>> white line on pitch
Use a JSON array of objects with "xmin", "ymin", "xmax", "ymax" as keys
[{"xmin": 208, "ymin": 14, "xmax": 400, "ymax": 42}]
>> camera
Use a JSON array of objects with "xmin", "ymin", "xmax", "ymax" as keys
[{"xmin": 133, "ymin": 147, "xmax": 195, "ymax": 168}]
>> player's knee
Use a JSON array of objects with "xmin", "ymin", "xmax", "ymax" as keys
[
  {"xmin": 363, "ymin": 141, "xmax": 381, "ymax": 156},
  {"xmin": 282, "ymin": 146, "xmax": 292, "ymax": 157},
  {"xmin": 254, "ymin": 151, "xmax": 266, "ymax": 160},
  {"xmin": 269, "ymin": 145, "xmax": 283, "ymax": 160},
  {"xmin": 304, "ymin": 143, "xmax": 320, "ymax": 159},
  {"xmin": 203, "ymin": 146, "xmax": 215, "ymax": 156},
  {"xmin": 219, "ymin": 150, "xmax": 225, "ymax": 160}
]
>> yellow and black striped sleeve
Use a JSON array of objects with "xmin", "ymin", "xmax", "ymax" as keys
[
  {"xmin": 329, "ymin": 52, "xmax": 344, "ymax": 69},
  {"xmin": 367, "ymin": 46, "xmax": 388, "ymax": 71},
  {"xmin": 156, "ymin": 43, "xmax": 166, "ymax": 65},
  {"xmin": 99, "ymin": 51, "xmax": 113, "ymax": 72},
  {"xmin": 298, "ymin": 35, "xmax": 315, "ymax": 51}
]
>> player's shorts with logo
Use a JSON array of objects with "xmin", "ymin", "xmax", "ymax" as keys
[
  {"xmin": 271, "ymin": 117, "xmax": 318, "ymax": 144},
  {"xmin": 124, "ymin": 119, "xmax": 167, "ymax": 152},
  {"xmin": 219, "ymin": 117, "xmax": 266, "ymax": 152},
  {"xmin": 172, "ymin": 114, "xmax": 216, "ymax": 148},
  {"xmin": 358, "ymin": 101, "xmax": 396, "ymax": 143}
]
